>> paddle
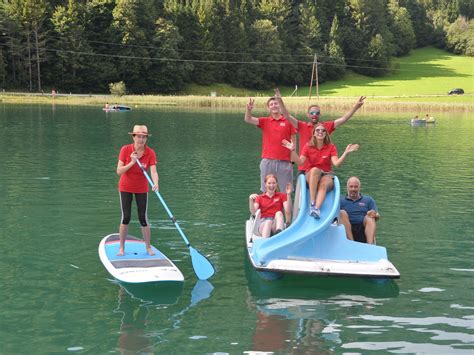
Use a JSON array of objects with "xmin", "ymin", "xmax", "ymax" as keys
[{"xmin": 135, "ymin": 158, "xmax": 215, "ymax": 280}]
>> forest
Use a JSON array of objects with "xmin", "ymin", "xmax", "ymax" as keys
[{"xmin": 0, "ymin": 0, "xmax": 472, "ymax": 94}]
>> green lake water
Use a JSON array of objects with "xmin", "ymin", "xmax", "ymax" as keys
[{"xmin": 1, "ymin": 104, "xmax": 473, "ymax": 354}]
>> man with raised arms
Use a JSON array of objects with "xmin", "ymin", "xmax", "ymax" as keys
[
  {"xmin": 274, "ymin": 88, "xmax": 365, "ymax": 174},
  {"xmin": 245, "ymin": 97, "xmax": 297, "ymax": 192}
]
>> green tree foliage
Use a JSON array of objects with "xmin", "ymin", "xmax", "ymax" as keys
[
  {"xmin": 109, "ymin": 80, "xmax": 126, "ymax": 96},
  {"xmin": 249, "ymin": 19, "xmax": 283, "ymax": 89},
  {"xmin": 51, "ymin": 0, "xmax": 91, "ymax": 90},
  {"xmin": 388, "ymin": 0, "xmax": 416, "ymax": 56},
  {"xmin": 81, "ymin": 0, "xmax": 117, "ymax": 92},
  {"xmin": 257, "ymin": 0, "xmax": 296, "ymax": 84},
  {"xmin": 164, "ymin": 1, "xmax": 206, "ymax": 85},
  {"xmin": 325, "ymin": 15, "xmax": 346, "ymax": 80},
  {"xmin": 111, "ymin": 0, "xmax": 150, "ymax": 93},
  {"xmin": 457, "ymin": 0, "xmax": 474, "ymax": 18},
  {"xmin": 296, "ymin": 0, "xmax": 323, "ymax": 84},
  {"xmin": 347, "ymin": 0, "xmax": 393, "ymax": 76},
  {"xmin": 195, "ymin": 0, "xmax": 227, "ymax": 83},
  {"xmin": 0, "ymin": 49, "xmax": 6, "ymax": 87},
  {"xmin": 2, "ymin": 0, "xmax": 49, "ymax": 91},
  {"xmin": 400, "ymin": 0, "xmax": 433, "ymax": 47},
  {"xmin": 0, "ymin": 0, "xmax": 469, "ymax": 92},
  {"xmin": 148, "ymin": 17, "xmax": 191, "ymax": 93},
  {"xmin": 366, "ymin": 34, "xmax": 391, "ymax": 76},
  {"xmin": 446, "ymin": 16, "xmax": 474, "ymax": 56}
]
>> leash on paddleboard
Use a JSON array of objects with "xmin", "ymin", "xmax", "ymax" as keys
[{"xmin": 136, "ymin": 158, "xmax": 215, "ymax": 280}]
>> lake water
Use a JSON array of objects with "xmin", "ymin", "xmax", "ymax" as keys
[{"xmin": 0, "ymin": 104, "xmax": 473, "ymax": 354}]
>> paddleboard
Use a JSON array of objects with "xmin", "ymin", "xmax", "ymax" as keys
[{"xmin": 98, "ymin": 233, "xmax": 184, "ymax": 283}]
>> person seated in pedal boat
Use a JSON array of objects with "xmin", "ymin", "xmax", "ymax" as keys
[
  {"xmin": 249, "ymin": 174, "xmax": 292, "ymax": 238},
  {"xmin": 282, "ymin": 123, "xmax": 359, "ymax": 219},
  {"xmin": 339, "ymin": 176, "xmax": 379, "ymax": 244}
]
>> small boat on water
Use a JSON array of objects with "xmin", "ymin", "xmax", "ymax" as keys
[
  {"xmin": 103, "ymin": 105, "xmax": 132, "ymax": 112},
  {"xmin": 245, "ymin": 174, "xmax": 400, "ymax": 280},
  {"xmin": 411, "ymin": 117, "xmax": 435, "ymax": 126}
]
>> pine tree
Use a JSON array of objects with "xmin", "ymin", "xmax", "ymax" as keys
[
  {"xmin": 325, "ymin": 15, "xmax": 346, "ymax": 80},
  {"xmin": 387, "ymin": 0, "xmax": 416, "ymax": 56},
  {"xmin": 347, "ymin": 0, "xmax": 393, "ymax": 76},
  {"xmin": 148, "ymin": 17, "xmax": 191, "ymax": 93},
  {"xmin": 111, "ymin": 0, "xmax": 151, "ymax": 93},
  {"xmin": 51, "ymin": 0, "xmax": 92, "ymax": 90}
]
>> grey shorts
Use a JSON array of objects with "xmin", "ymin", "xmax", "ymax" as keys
[{"xmin": 260, "ymin": 158, "xmax": 293, "ymax": 192}]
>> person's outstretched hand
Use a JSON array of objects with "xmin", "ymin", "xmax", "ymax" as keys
[{"xmin": 344, "ymin": 143, "xmax": 360, "ymax": 154}]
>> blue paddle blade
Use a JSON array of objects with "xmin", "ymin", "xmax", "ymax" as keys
[{"xmin": 189, "ymin": 246, "xmax": 215, "ymax": 280}]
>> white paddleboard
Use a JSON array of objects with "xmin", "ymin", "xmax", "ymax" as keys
[{"xmin": 98, "ymin": 233, "xmax": 184, "ymax": 283}]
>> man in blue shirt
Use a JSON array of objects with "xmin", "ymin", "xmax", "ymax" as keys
[{"xmin": 339, "ymin": 176, "xmax": 379, "ymax": 244}]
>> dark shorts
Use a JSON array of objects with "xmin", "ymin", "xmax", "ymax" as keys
[
  {"xmin": 119, "ymin": 191, "xmax": 148, "ymax": 227},
  {"xmin": 351, "ymin": 223, "xmax": 367, "ymax": 243}
]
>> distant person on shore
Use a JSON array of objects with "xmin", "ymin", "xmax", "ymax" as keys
[
  {"xmin": 116, "ymin": 125, "xmax": 159, "ymax": 256},
  {"xmin": 339, "ymin": 176, "xmax": 379, "ymax": 244},
  {"xmin": 274, "ymin": 88, "xmax": 365, "ymax": 174},
  {"xmin": 244, "ymin": 97, "xmax": 296, "ymax": 192},
  {"xmin": 282, "ymin": 123, "xmax": 359, "ymax": 219},
  {"xmin": 249, "ymin": 174, "xmax": 292, "ymax": 238}
]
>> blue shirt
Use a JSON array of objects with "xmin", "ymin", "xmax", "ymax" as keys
[{"xmin": 340, "ymin": 195, "xmax": 377, "ymax": 225}]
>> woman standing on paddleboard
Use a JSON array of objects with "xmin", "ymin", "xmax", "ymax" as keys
[{"xmin": 116, "ymin": 125, "xmax": 159, "ymax": 256}]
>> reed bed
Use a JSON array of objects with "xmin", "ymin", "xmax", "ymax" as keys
[{"xmin": 0, "ymin": 92, "xmax": 472, "ymax": 112}]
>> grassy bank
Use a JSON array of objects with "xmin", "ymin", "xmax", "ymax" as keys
[{"xmin": 1, "ymin": 47, "xmax": 472, "ymax": 112}]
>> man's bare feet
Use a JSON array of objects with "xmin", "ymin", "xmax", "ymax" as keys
[
  {"xmin": 146, "ymin": 247, "xmax": 155, "ymax": 256},
  {"xmin": 117, "ymin": 249, "xmax": 124, "ymax": 256}
]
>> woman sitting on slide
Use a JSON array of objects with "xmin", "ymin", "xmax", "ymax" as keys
[
  {"xmin": 249, "ymin": 174, "xmax": 292, "ymax": 238},
  {"xmin": 282, "ymin": 122, "xmax": 359, "ymax": 219}
]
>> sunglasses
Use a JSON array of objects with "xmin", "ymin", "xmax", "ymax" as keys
[
  {"xmin": 309, "ymin": 111, "xmax": 321, "ymax": 115},
  {"xmin": 133, "ymin": 134, "xmax": 148, "ymax": 138}
]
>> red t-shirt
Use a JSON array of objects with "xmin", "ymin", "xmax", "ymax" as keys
[
  {"xmin": 297, "ymin": 120, "xmax": 335, "ymax": 171},
  {"xmin": 258, "ymin": 116, "xmax": 297, "ymax": 161},
  {"xmin": 118, "ymin": 144, "xmax": 157, "ymax": 193},
  {"xmin": 300, "ymin": 143, "xmax": 337, "ymax": 173},
  {"xmin": 256, "ymin": 192, "xmax": 288, "ymax": 218}
]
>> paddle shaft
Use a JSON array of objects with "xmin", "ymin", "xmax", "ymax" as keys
[
  {"xmin": 135, "ymin": 158, "xmax": 215, "ymax": 280},
  {"xmin": 135, "ymin": 159, "xmax": 190, "ymax": 246}
]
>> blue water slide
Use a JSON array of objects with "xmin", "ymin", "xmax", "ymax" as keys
[{"xmin": 251, "ymin": 174, "xmax": 389, "ymax": 267}]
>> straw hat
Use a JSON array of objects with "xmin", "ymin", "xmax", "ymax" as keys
[{"xmin": 128, "ymin": 125, "xmax": 151, "ymax": 136}]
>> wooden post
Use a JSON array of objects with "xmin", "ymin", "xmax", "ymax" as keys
[
  {"xmin": 308, "ymin": 54, "xmax": 316, "ymax": 101},
  {"xmin": 315, "ymin": 54, "xmax": 319, "ymax": 100}
]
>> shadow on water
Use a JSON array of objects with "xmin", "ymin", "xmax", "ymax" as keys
[{"xmin": 118, "ymin": 281, "xmax": 184, "ymax": 306}]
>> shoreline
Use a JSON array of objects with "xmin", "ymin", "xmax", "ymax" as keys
[{"xmin": 1, "ymin": 92, "xmax": 472, "ymax": 112}]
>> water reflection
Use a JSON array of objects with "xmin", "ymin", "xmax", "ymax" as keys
[
  {"xmin": 114, "ymin": 287, "xmax": 156, "ymax": 354},
  {"xmin": 113, "ymin": 280, "xmax": 214, "ymax": 354},
  {"xmin": 245, "ymin": 260, "xmax": 400, "ymax": 353}
]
